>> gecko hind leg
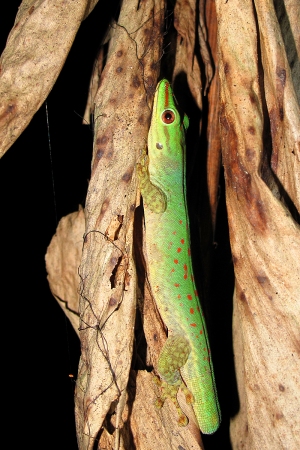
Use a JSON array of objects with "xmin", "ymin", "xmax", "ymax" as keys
[{"xmin": 154, "ymin": 334, "xmax": 194, "ymax": 426}]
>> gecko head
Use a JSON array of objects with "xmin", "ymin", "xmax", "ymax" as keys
[
  {"xmin": 153, "ymin": 79, "xmax": 188, "ymax": 130},
  {"xmin": 148, "ymin": 79, "xmax": 188, "ymax": 160}
]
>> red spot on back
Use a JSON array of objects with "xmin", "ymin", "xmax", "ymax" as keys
[
  {"xmin": 179, "ymin": 220, "xmax": 183, "ymax": 224},
  {"xmin": 183, "ymin": 263, "xmax": 188, "ymax": 280},
  {"xmin": 174, "ymin": 283, "xmax": 180, "ymax": 288},
  {"xmin": 194, "ymin": 290, "xmax": 198, "ymax": 297},
  {"xmin": 177, "ymin": 247, "xmax": 182, "ymax": 253},
  {"xmin": 178, "ymin": 295, "xmax": 181, "ymax": 299},
  {"xmin": 172, "ymin": 231, "xmax": 176, "ymax": 235},
  {"xmin": 174, "ymin": 259, "xmax": 178, "ymax": 264},
  {"xmin": 188, "ymin": 248, "xmax": 191, "ymax": 255},
  {"xmin": 181, "ymin": 239, "xmax": 185, "ymax": 244},
  {"xmin": 190, "ymin": 323, "xmax": 197, "ymax": 327},
  {"xmin": 200, "ymin": 329, "xmax": 203, "ymax": 334},
  {"xmin": 187, "ymin": 294, "xmax": 192, "ymax": 300},
  {"xmin": 190, "ymin": 308, "xmax": 194, "ymax": 314}
]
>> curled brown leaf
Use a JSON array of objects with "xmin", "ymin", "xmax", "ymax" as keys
[
  {"xmin": 0, "ymin": 0, "xmax": 93, "ymax": 158},
  {"xmin": 216, "ymin": 0, "xmax": 300, "ymax": 448}
]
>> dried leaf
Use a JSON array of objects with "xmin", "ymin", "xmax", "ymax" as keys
[
  {"xmin": 0, "ymin": 0, "xmax": 93, "ymax": 158},
  {"xmin": 198, "ymin": 0, "xmax": 213, "ymax": 95},
  {"xmin": 255, "ymin": 0, "xmax": 300, "ymax": 211},
  {"xmin": 45, "ymin": 207, "xmax": 85, "ymax": 335},
  {"xmin": 173, "ymin": 0, "xmax": 203, "ymax": 109},
  {"xmin": 216, "ymin": 0, "xmax": 300, "ymax": 448},
  {"xmin": 173, "ymin": 0, "xmax": 213, "ymax": 102},
  {"xmin": 75, "ymin": 0, "xmax": 166, "ymax": 448},
  {"xmin": 83, "ymin": 23, "xmax": 117, "ymax": 125},
  {"xmin": 206, "ymin": 0, "xmax": 221, "ymax": 233},
  {"xmin": 82, "ymin": 47, "xmax": 105, "ymax": 125},
  {"xmin": 281, "ymin": 0, "xmax": 300, "ymax": 104}
]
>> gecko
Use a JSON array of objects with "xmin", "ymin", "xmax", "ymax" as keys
[{"xmin": 137, "ymin": 79, "xmax": 221, "ymax": 434}]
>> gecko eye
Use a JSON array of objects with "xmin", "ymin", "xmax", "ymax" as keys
[{"xmin": 161, "ymin": 109, "xmax": 175, "ymax": 124}]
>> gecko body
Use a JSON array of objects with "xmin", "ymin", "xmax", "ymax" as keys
[{"xmin": 137, "ymin": 79, "xmax": 221, "ymax": 434}]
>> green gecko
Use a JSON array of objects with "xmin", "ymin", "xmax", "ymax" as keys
[{"xmin": 137, "ymin": 79, "xmax": 221, "ymax": 434}]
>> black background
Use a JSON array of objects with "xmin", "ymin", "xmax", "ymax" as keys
[{"xmin": 1, "ymin": 2, "xmax": 234, "ymax": 449}]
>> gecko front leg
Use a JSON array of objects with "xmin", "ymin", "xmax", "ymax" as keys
[{"xmin": 137, "ymin": 148, "xmax": 167, "ymax": 214}]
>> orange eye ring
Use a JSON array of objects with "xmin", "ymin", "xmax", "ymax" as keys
[{"xmin": 161, "ymin": 109, "xmax": 176, "ymax": 124}]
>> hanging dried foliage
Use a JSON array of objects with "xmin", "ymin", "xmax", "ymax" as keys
[
  {"xmin": 0, "ymin": 0, "xmax": 99, "ymax": 158},
  {"xmin": 216, "ymin": 0, "xmax": 300, "ymax": 448},
  {"xmin": 1, "ymin": 0, "xmax": 299, "ymax": 449}
]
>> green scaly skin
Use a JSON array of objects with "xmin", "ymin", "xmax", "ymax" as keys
[{"xmin": 137, "ymin": 79, "xmax": 221, "ymax": 434}]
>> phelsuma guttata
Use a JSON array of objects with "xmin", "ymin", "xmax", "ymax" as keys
[{"xmin": 137, "ymin": 79, "xmax": 221, "ymax": 434}]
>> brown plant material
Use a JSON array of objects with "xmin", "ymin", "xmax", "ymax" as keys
[
  {"xmin": 216, "ymin": 0, "xmax": 300, "ymax": 448},
  {"xmin": 83, "ymin": 24, "xmax": 117, "ymax": 125},
  {"xmin": 198, "ymin": 0, "xmax": 214, "ymax": 95},
  {"xmin": 0, "ymin": 0, "xmax": 98, "ymax": 158},
  {"xmin": 255, "ymin": 1, "xmax": 300, "ymax": 211},
  {"xmin": 206, "ymin": 0, "xmax": 221, "ymax": 233},
  {"xmin": 173, "ymin": 0, "xmax": 213, "ymax": 109},
  {"xmin": 75, "ymin": 0, "xmax": 168, "ymax": 448},
  {"xmin": 82, "ymin": 46, "xmax": 105, "ymax": 125},
  {"xmin": 281, "ymin": 0, "xmax": 300, "ymax": 103},
  {"xmin": 45, "ymin": 207, "xmax": 85, "ymax": 336}
]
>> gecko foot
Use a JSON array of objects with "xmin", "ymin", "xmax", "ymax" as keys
[
  {"xmin": 181, "ymin": 384, "xmax": 194, "ymax": 405},
  {"xmin": 153, "ymin": 376, "xmax": 193, "ymax": 427},
  {"xmin": 152, "ymin": 334, "xmax": 195, "ymax": 426}
]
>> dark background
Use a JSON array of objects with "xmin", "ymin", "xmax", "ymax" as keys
[{"xmin": 1, "ymin": 3, "xmax": 234, "ymax": 449}]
